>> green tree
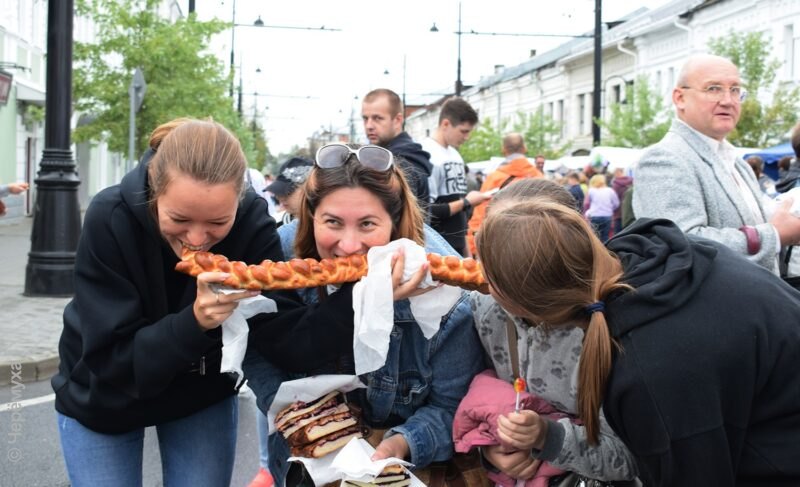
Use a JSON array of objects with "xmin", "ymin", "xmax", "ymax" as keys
[
  {"xmin": 596, "ymin": 75, "xmax": 671, "ymax": 147},
  {"xmin": 459, "ymin": 117, "xmax": 504, "ymax": 163},
  {"xmin": 709, "ymin": 30, "xmax": 800, "ymax": 147},
  {"xmin": 73, "ymin": 0, "xmax": 264, "ymax": 163},
  {"xmin": 512, "ymin": 108, "xmax": 568, "ymax": 159},
  {"xmin": 459, "ymin": 109, "xmax": 567, "ymax": 162}
]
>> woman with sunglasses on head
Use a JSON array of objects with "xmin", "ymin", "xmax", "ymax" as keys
[
  {"xmin": 52, "ymin": 118, "xmax": 290, "ymax": 486},
  {"xmin": 475, "ymin": 200, "xmax": 800, "ymax": 486},
  {"xmin": 244, "ymin": 143, "xmax": 485, "ymax": 486}
]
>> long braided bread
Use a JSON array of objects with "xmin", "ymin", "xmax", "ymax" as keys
[{"xmin": 175, "ymin": 250, "xmax": 489, "ymax": 293}]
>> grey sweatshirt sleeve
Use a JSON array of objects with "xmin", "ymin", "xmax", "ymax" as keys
[
  {"xmin": 532, "ymin": 409, "xmax": 638, "ymax": 481},
  {"xmin": 0, "ymin": 185, "xmax": 10, "ymax": 198}
]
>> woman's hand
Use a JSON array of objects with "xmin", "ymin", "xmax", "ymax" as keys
[
  {"xmin": 482, "ymin": 444, "xmax": 541, "ymax": 480},
  {"xmin": 193, "ymin": 271, "xmax": 259, "ymax": 331},
  {"xmin": 372, "ymin": 433, "xmax": 410, "ymax": 462},
  {"xmin": 391, "ymin": 248, "xmax": 436, "ymax": 301},
  {"xmin": 497, "ymin": 410, "xmax": 548, "ymax": 452}
]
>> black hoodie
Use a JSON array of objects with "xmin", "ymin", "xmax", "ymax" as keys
[
  {"xmin": 385, "ymin": 131, "xmax": 433, "ymax": 218},
  {"xmin": 52, "ymin": 151, "xmax": 290, "ymax": 433},
  {"xmin": 603, "ymin": 218, "xmax": 800, "ymax": 486}
]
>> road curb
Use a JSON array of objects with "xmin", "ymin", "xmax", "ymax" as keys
[{"xmin": 0, "ymin": 356, "xmax": 60, "ymax": 386}]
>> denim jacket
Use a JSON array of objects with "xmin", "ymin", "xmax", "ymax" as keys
[{"xmin": 243, "ymin": 222, "xmax": 484, "ymax": 486}]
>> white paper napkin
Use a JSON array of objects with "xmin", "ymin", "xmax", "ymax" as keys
[
  {"xmin": 288, "ymin": 437, "xmax": 425, "ymax": 487},
  {"xmin": 212, "ymin": 285, "xmax": 277, "ymax": 388},
  {"xmin": 351, "ymin": 239, "xmax": 462, "ymax": 375},
  {"xmin": 331, "ymin": 437, "xmax": 414, "ymax": 480}
]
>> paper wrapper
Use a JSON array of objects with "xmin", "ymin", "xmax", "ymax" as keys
[
  {"xmin": 351, "ymin": 239, "xmax": 462, "ymax": 375},
  {"xmin": 268, "ymin": 376, "xmax": 368, "ymax": 487},
  {"xmin": 287, "ymin": 437, "xmax": 424, "ymax": 487},
  {"xmin": 212, "ymin": 285, "xmax": 277, "ymax": 388}
]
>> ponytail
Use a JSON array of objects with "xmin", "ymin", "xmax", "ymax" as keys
[{"xmin": 577, "ymin": 234, "xmax": 628, "ymax": 445}]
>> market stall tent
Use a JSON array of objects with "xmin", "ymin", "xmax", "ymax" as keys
[{"xmin": 742, "ymin": 142, "xmax": 792, "ymax": 180}]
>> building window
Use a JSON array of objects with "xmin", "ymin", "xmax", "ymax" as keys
[
  {"xmin": 667, "ymin": 67, "xmax": 675, "ymax": 92},
  {"xmin": 613, "ymin": 84, "xmax": 622, "ymax": 105},
  {"xmin": 656, "ymin": 70, "xmax": 662, "ymax": 94},
  {"xmin": 557, "ymin": 99, "xmax": 564, "ymax": 138}
]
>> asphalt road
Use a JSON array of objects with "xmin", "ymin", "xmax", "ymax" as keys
[{"xmin": 0, "ymin": 378, "xmax": 262, "ymax": 487}]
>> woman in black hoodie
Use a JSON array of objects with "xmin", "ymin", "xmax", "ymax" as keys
[
  {"xmin": 475, "ymin": 200, "xmax": 800, "ymax": 486},
  {"xmin": 52, "ymin": 118, "xmax": 286, "ymax": 486}
]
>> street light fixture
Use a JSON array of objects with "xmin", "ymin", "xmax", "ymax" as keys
[
  {"xmin": 429, "ymin": 1, "xmax": 604, "ymax": 143},
  {"xmin": 429, "ymin": 3, "xmax": 594, "ymax": 97},
  {"xmin": 428, "ymin": 3, "xmax": 463, "ymax": 95},
  {"xmin": 227, "ymin": 4, "xmax": 340, "ymax": 111}
]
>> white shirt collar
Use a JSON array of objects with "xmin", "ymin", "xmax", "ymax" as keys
[{"xmin": 676, "ymin": 119, "xmax": 736, "ymax": 172}]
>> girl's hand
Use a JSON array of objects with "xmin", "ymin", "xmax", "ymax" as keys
[
  {"xmin": 482, "ymin": 444, "xmax": 541, "ymax": 480},
  {"xmin": 371, "ymin": 433, "xmax": 410, "ymax": 462},
  {"xmin": 391, "ymin": 248, "xmax": 435, "ymax": 301},
  {"xmin": 497, "ymin": 410, "xmax": 548, "ymax": 452},
  {"xmin": 193, "ymin": 272, "xmax": 259, "ymax": 331}
]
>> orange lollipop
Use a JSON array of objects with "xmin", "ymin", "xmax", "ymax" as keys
[{"xmin": 514, "ymin": 377, "xmax": 526, "ymax": 412}]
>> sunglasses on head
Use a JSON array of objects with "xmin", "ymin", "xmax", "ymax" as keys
[{"xmin": 315, "ymin": 143, "xmax": 394, "ymax": 172}]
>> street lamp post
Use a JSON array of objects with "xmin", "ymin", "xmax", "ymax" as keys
[
  {"xmin": 429, "ymin": 3, "xmax": 462, "ymax": 96},
  {"xmin": 402, "ymin": 54, "xmax": 407, "ymax": 130},
  {"xmin": 25, "ymin": 0, "xmax": 81, "ymax": 296},
  {"xmin": 229, "ymin": 0, "xmax": 236, "ymax": 99},
  {"xmin": 592, "ymin": 0, "xmax": 603, "ymax": 146},
  {"xmin": 456, "ymin": 2, "xmax": 462, "ymax": 96},
  {"xmin": 430, "ymin": 6, "xmax": 593, "ymax": 98}
]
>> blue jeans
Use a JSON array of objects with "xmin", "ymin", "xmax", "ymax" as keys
[
  {"xmin": 57, "ymin": 395, "xmax": 238, "ymax": 487},
  {"xmin": 590, "ymin": 216, "xmax": 612, "ymax": 242},
  {"xmin": 257, "ymin": 408, "xmax": 270, "ymax": 469}
]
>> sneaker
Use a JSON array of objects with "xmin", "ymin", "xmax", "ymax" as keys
[{"xmin": 248, "ymin": 467, "xmax": 274, "ymax": 487}]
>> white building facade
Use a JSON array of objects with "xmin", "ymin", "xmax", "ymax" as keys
[
  {"xmin": 0, "ymin": 1, "xmax": 184, "ymax": 220},
  {"xmin": 406, "ymin": 0, "xmax": 800, "ymax": 157},
  {"xmin": 0, "ymin": 0, "xmax": 47, "ymax": 218}
]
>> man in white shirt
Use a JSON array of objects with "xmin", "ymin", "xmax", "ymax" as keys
[
  {"xmin": 633, "ymin": 54, "xmax": 800, "ymax": 272},
  {"xmin": 422, "ymin": 97, "xmax": 491, "ymax": 256}
]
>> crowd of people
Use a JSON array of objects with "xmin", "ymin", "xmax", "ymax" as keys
[{"xmin": 51, "ymin": 53, "xmax": 800, "ymax": 487}]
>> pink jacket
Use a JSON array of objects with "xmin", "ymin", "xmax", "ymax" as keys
[{"xmin": 453, "ymin": 370, "xmax": 570, "ymax": 487}]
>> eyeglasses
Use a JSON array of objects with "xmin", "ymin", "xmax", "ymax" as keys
[
  {"xmin": 315, "ymin": 143, "xmax": 394, "ymax": 171},
  {"xmin": 681, "ymin": 85, "xmax": 748, "ymax": 102}
]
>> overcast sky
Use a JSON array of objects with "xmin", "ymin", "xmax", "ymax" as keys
[{"xmin": 196, "ymin": 0, "xmax": 672, "ymax": 156}]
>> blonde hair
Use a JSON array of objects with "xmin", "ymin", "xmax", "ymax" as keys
[
  {"xmin": 294, "ymin": 146, "xmax": 424, "ymax": 259},
  {"xmin": 588, "ymin": 174, "xmax": 607, "ymax": 189},
  {"xmin": 147, "ymin": 118, "xmax": 247, "ymax": 204},
  {"xmin": 476, "ymin": 200, "xmax": 631, "ymax": 444}
]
